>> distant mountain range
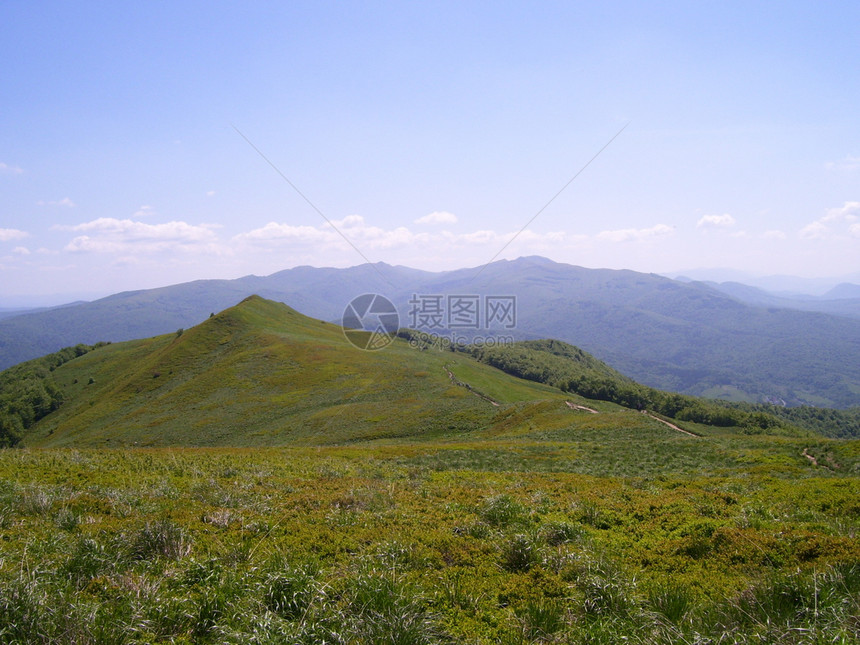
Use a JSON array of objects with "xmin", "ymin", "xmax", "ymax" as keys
[
  {"xmin": 2, "ymin": 256, "xmax": 860, "ymax": 408},
  {"xmin": 699, "ymin": 281, "xmax": 860, "ymax": 318},
  {"xmin": 669, "ymin": 268, "xmax": 860, "ymax": 297}
]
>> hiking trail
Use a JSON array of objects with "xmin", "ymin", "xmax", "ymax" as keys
[
  {"xmin": 565, "ymin": 401, "xmax": 598, "ymax": 414},
  {"xmin": 444, "ymin": 366, "xmax": 500, "ymax": 406},
  {"xmin": 642, "ymin": 411, "xmax": 699, "ymax": 437}
]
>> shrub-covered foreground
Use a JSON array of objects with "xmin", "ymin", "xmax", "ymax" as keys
[{"xmin": 1, "ymin": 445, "xmax": 858, "ymax": 644}]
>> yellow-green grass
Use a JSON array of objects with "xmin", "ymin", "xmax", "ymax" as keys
[
  {"xmin": 1, "ymin": 444, "xmax": 858, "ymax": 644},
  {"xmin": 4, "ymin": 296, "xmax": 859, "ymax": 642},
  {"xmin": 27, "ymin": 297, "xmax": 507, "ymax": 447}
]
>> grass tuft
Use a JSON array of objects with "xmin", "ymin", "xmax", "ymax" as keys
[
  {"xmin": 646, "ymin": 581, "xmax": 694, "ymax": 623},
  {"xmin": 501, "ymin": 533, "xmax": 539, "ymax": 573},
  {"xmin": 515, "ymin": 599, "xmax": 567, "ymax": 641},
  {"xmin": 542, "ymin": 520, "xmax": 584, "ymax": 546},
  {"xmin": 54, "ymin": 506, "xmax": 81, "ymax": 532},
  {"xmin": 480, "ymin": 494, "xmax": 528, "ymax": 528},
  {"xmin": 263, "ymin": 565, "xmax": 318, "ymax": 621},
  {"xmin": 0, "ymin": 579, "xmax": 45, "ymax": 642},
  {"xmin": 130, "ymin": 517, "xmax": 191, "ymax": 560},
  {"xmin": 64, "ymin": 536, "xmax": 116, "ymax": 587}
]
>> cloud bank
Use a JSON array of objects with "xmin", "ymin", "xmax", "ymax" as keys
[
  {"xmin": 415, "ymin": 211, "xmax": 458, "ymax": 225},
  {"xmin": 0, "ymin": 228, "xmax": 29, "ymax": 242},
  {"xmin": 800, "ymin": 201, "xmax": 860, "ymax": 240},
  {"xmin": 697, "ymin": 213, "xmax": 736, "ymax": 229},
  {"xmin": 61, "ymin": 218, "xmax": 223, "ymax": 254}
]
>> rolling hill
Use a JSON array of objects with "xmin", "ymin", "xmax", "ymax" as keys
[
  {"xmin": 3, "ymin": 257, "xmax": 860, "ymax": 407},
  {"xmin": 10, "ymin": 296, "xmax": 577, "ymax": 447},
  {"xmin": 6, "ymin": 295, "xmax": 812, "ymax": 448}
]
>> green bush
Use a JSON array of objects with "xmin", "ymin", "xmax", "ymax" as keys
[
  {"xmin": 480, "ymin": 494, "xmax": 528, "ymax": 528},
  {"xmin": 501, "ymin": 534, "xmax": 539, "ymax": 572}
]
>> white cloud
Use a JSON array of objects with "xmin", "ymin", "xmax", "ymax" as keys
[
  {"xmin": 0, "ymin": 228, "xmax": 28, "ymax": 241},
  {"xmin": 799, "ymin": 221, "xmax": 828, "ymax": 240},
  {"xmin": 0, "ymin": 162, "xmax": 23, "ymax": 175},
  {"xmin": 825, "ymin": 155, "xmax": 860, "ymax": 172},
  {"xmin": 236, "ymin": 216, "xmax": 425, "ymax": 252},
  {"xmin": 762, "ymin": 230, "xmax": 787, "ymax": 240},
  {"xmin": 134, "ymin": 205, "xmax": 155, "ymax": 218},
  {"xmin": 697, "ymin": 213, "xmax": 736, "ymax": 229},
  {"xmin": 62, "ymin": 218, "xmax": 223, "ymax": 254},
  {"xmin": 12, "ymin": 246, "xmax": 30, "ymax": 255},
  {"xmin": 235, "ymin": 221, "xmax": 336, "ymax": 245},
  {"xmin": 37, "ymin": 197, "xmax": 75, "ymax": 207},
  {"xmin": 799, "ymin": 201, "xmax": 860, "ymax": 240},
  {"xmin": 333, "ymin": 215, "xmax": 421, "ymax": 250},
  {"xmin": 823, "ymin": 201, "xmax": 860, "ymax": 223},
  {"xmin": 596, "ymin": 224, "xmax": 674, "ymax": 243},
  {"xmin": 334, "ymin": 214, "xmax": 366, "ymax": 228},
  {"xmin": 456, "ymin": 229, "xmax": 501, "ymax": 244},
  {"xmin": 206, "ymin": 190, "xmax": 216, "ymax": 197},
  {"xmin": 415, "ymin": 211, "xmax": 458, "ymax": 225},
  {"xmin": 234, "ymin": 216, "xmax": 582, "ymax": 264}
]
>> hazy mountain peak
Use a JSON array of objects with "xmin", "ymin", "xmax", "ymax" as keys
[{"xmin": 824, "ymin": 283, "xmax": 860, "ymax": 300}]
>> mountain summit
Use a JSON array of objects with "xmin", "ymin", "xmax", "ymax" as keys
[{"xmin": 20, "ymin": 296, "xmax": 572, "ymax": 447}]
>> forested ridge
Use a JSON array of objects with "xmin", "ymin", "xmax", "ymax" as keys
[
  {"xmin": 466, "ymin": 340, "xmax": 860, "ymax": 437},
  {"xmin": 0, "ymin": 343, "xmax": 107, "ymax": 446}
]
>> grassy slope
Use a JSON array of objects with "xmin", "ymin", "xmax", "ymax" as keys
[
  {"xmin": 26, "ymin": 296, "xmax": 577, "ymax": 448},
  {"xmin": 11, "ymin": 294, "xmax": 854, "ymax": 445},
  {"xmin": 1, "ymin": 441, "xmax": 858, "ymax": 644}
]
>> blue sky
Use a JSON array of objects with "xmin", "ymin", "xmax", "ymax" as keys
[{"xmin": 1, "ymin": 1, "xmax": 858, "ymax": 304}]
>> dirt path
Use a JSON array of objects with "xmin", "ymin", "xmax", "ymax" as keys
[
  {"xmin": 802, "ymin": 448, "xmax": 835, "ymax": 471},
  {"xmin": 563, "ymin": 398, "xmax": 697, "ymax": 437},
  {"xmin": 444, "ymin": 366, "xmax": 500, "ymax": 406},
  {"xmin": 440, "ymin": 370, "xmax": 698, "ymax": 434},
  {"xmin": 565, "ymin": 401, "xmax": 598, "ymax": 414},
  {"xmin": 643, "ymin": 411, "xmax": 699, "ymax": 437}
]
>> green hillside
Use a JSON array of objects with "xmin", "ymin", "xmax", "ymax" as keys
[
  {"xmin": 464, "ymin": 340, "xmax": 807, "ymax": 434},
  {"xmin": 18, "ymin": 296, "xmax": 581, "ymax": 448},
  {"xmin": 10, "ymin": 293, "xmax": 857, "ymax": 450},
  {"xmin": 1, "ymin": 295, "xmax": 829, "ymax": 448},
  {"xmin": 465, "ymin": 340, "xmax": 860, "ymax": 438}
]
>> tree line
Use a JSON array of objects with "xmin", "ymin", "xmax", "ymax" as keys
[
  {"xmin": 0, "ymin": 343, "xmax": 108, "ymax": 447},
  {"xmin": 465, "ymin": 340, "xmax": 794, "ymax": 433}
]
